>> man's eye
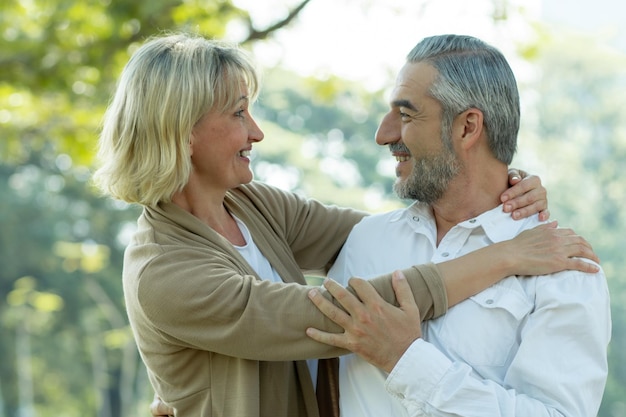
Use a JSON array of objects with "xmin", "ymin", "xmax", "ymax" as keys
[{"xmin": 399, "ymin": 111, "xmax": 411, "ymax": 121}]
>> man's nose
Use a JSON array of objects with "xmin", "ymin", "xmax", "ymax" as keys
[{"xmin": 375, "ymin": 112, "xmax": 400, "ymax": 146}]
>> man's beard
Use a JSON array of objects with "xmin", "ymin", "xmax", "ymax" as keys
[{"xmin": 393, "ymin": 145, "xmax": 461, "ymax": 203}]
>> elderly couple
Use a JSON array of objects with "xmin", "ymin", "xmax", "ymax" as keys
[{"xmin": 93, "ymin": 32, "xmax": 610, "ymax": 417}]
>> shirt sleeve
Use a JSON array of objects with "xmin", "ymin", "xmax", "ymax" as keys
[{"xmin": 384, "ymin": 270, "xmax": 611, "ymax": 417}]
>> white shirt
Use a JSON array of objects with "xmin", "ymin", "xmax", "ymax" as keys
[{"xmin": 328, "ymin": 202, "xmax": 611, "ymax": 417}]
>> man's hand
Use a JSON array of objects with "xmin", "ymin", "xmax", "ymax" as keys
[
  {"xmin": 306, "ymin": 271, "xmax": 421, "ymax": 373},
  {"xmin": 150, "ymin": 393, "xmax": 174, "ymax": 417},
  {"xmin": 502, "ymin": 169, "xmax": 550, "ymax": 221}
]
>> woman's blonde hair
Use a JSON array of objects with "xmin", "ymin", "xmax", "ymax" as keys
[{"xmin": 92, "ymin": 33, "xmax": 260, "ymax": 206}]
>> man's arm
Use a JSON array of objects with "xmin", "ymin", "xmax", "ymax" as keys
[
  {"xmin": 307, "ymin": 267, "xmax": 611, "ymax": 416},
  {"xmin": 385, "ymin": 270, "xmax": 611, "ymax": 417}
]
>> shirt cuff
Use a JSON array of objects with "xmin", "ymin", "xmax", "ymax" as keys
[{"xmin": 385, "ymin": 339, "xmax": 453, "ymax": 405}]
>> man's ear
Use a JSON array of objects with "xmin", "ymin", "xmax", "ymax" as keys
[{"xmin": 458, "ymin": 108, "xmax": 484, "ymax": 150}]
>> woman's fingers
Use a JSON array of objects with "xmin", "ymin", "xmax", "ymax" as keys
[
  {"xmin": 150, "ymin": 394, "xmax": 174, "ymax": 417},
  {"xmin": 501, "ymin": 174, "xmax": 549, "ymax": 220}
]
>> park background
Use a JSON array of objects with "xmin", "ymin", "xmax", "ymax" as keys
[{"xmin": 1, "ymin": 0, "xmax": 624, "ymax": 415}]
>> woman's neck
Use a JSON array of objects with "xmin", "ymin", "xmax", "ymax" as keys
[{"xmin": 171, "ymin": 185, "xmax": 246, "ymax": 246}]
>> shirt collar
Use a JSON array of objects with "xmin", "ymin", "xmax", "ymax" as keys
[
  {"xmin": 397, "ymin": 201, "xmax": 542, "ymax": 243},
  {"xmin": 457, "ymin": 204, "xmax": 542, "ymax": 243}
]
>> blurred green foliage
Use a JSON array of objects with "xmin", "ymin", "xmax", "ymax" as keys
[
  {"xmin": 1, "ymin": 0, "xmax": 249, "ymax": 166},
  {"xmin": 1, "ymin": 1, "xmax": 624, "ymax": 416},
  {"xmin": 515, "ymin": 30, "xmax": 626, "ymax": 417}
]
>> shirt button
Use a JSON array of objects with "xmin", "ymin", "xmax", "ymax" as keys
[
  {"xmin": 441, "ymin": 252, "xmax": 449, "ymax": 257},
  {"xmin": 469, "ymin": 219, "xmax": 477, "ymax": 223},
  {"xmin": 412, "ymin": 216, "xmax": 419, "ymax": 222},
  {"xmin": 486, "ymin": 299, "xmax": 494, "ymax": 305}
]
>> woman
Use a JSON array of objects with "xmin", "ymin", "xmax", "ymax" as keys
[{"xmin": 93, "ymin": 33, "xmax": 597, "ymax": 417}]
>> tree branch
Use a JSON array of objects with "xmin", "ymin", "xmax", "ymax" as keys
[{"xmin": 243, "ymin": 0, "xmax": 312, "ymax": 43}]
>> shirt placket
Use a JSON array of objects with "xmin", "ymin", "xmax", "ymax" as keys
[{"xmin": 430, "ymin": 223, "xmax": 475, "ymax": 263}]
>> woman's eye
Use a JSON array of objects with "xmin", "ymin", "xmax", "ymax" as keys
[{"xmin": 235, "ymin": 109, "xmax": 245, "ymax": 118}]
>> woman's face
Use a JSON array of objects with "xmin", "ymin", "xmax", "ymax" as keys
[{"xmin": 190, "ymin": 86, "xmax": 264, "ymax": 192}]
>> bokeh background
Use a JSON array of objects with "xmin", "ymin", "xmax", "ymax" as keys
[{"xmin": 1, "ymin": 0, "xmax": 624, "ymax": 415}]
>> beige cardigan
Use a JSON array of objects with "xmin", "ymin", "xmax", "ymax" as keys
[{"xmin": 123, "ymin": 181, "xmax": 447, "ymax": 417}]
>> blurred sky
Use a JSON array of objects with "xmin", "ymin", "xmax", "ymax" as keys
[
  {"xmin": 542, "ymin": 0, "xmax": 626, "ymax": 52},
  {"xmin": 229, "ymin": 0, "xmax": 624, "ymax": 91}
]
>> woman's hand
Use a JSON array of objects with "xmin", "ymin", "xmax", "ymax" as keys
[
  {"xmin": 150, "ymin": 393, "xmax": 174, "ymax": 417},
  {"xmin": 502, "ymin": 169, "xmax": 549, "ymax": 221},
  {"xmin": 503, "ymin": 221, "xmax": 600, "ymax": 275}
]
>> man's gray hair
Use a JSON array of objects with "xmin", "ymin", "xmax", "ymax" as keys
[{"xmin": 407, "ymin": 34, "xmax": 519, "ymax": 164}]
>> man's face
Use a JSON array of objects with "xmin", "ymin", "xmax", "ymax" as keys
[{"xmin": 375, "ymin": 62, "xmax": 460, "ymax": 203}]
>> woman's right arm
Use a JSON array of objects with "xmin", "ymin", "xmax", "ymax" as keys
[
  {"xmin": 361, "ymin": 221, "xmax": 599, "ymax": 319},
  {"xmin": 439, "ymin": 221, "xmax": 599, "ymax": 307}
]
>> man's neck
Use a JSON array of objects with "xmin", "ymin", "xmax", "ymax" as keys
[{"xmin": 431, "ymin": 169, "xmax": 508, "ymax": 246}]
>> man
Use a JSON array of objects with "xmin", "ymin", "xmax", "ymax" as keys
[{"xmin": 306, "ymin": 34, "xmax": 611, "ymax": 416}]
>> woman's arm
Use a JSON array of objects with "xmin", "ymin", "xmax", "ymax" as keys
[
  {"xmin": 346, "ymin": 221, "xmax": 599, "ymax": 319},
  {"xmin": 439, "ymin": 221, "xmax": 600, "ymax": 306}
]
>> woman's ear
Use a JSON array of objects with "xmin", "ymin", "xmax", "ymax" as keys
[{"xmin": 188, "ymin": 132, "xmax": 195, "ymax": 157}]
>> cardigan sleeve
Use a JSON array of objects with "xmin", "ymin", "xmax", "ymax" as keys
[
  {"xmin": 128, "ymin": 185, "xmax": 446, "ymax": 364},
  {"xmin": 360, "ymin": 263, "xmax": 447, "ymax": 321},
  {"xmin": 132, "ymin": 250, "xmax": 447, "ymax": 364},
  {"xmin": 323, "ymin": 263, "xmax": 447, "ymax": 321}
]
